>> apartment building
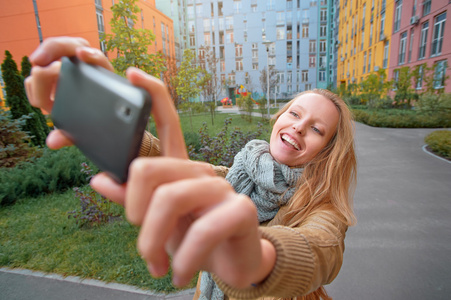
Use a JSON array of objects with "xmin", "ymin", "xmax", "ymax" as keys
[
  {"xmin": 0, "ymin": 0, "xmax": 175, "ymax": 69},
  {"xmin": 389, "ymin": 0, "xmax": 450, "ymax": 93},
  {"xmin": 182, "ymin": 0, "xmax": 333, "ymax": 100},
  {"xmin": 336, "ymin": 0, "xmax": 395, "ymax": 87}
]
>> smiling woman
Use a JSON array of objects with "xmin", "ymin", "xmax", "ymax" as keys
[{"xmin": 25, "ymin": 36, "xmax": 357, "ymax": 300}]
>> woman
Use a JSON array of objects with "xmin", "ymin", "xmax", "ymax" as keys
[{"xmin": 25, "ymin": 37, "xmax": 357, "ymax": 300}]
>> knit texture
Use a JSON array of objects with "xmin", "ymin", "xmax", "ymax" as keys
[{"xmin": 199, "ymin": 140, "xmax": 303, "ymax": 300}]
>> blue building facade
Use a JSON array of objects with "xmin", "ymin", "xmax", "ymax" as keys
[{"xmin": 184, "ymin": 0, "xmax": 333, "ymax": 101}]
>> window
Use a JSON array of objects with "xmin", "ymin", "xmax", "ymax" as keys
[
  {"xmin": 320, "ymin": 9, "xmax": 327, "ymax": 22},
  {"xmin": 434, "ymin": 60, "xmax": 447, "ymax": 89},
  {"xmin": 233, "ymin": 0, "xmax": 242, "ymax": 13},
  {"xmin": 203, "ymin": 19, "xmax": 210, "ymax": 31},
  {"xmin": 204, "ymin": 33, "xmax": 211, "ymax": 45},
  {"xmin": 361, "ymin": 30, "xmax": 365, "ymax": 51},
  {"xmin": 319, "ymin": 40, "xmax": 326, "ymax": 52},
  {"xmin": 380, "ymin": 12, "xmax": 386, "ymax": 37},
  {"xmin": 96, "ymin": 11, "xmax": 104, "ymax": 33},
  {"xmin": 416, "ymin": 64, "xmax": 424, "ymax": 89},
  {"xmin": 383, "ymin": 41, "xmax": 389, "ymax": 68},
  {"xmin": 369, "ymin": 23, "xmax": 373, "ymax": 46},
  {"xmin": 422, "ymin": 0, "xmax": 431, "ymax": 17},
  {"xmin": 267, "ymin": 0, "xmax": 275, "ymax": 10},
  {"xmin": 228, "ymin": 74, "xmax": 236, "ymax": 86},
  {"xmin": 319, "ymin": 55, "xmax": 326, "ymax": 68},
  {"xmin": 277, "ymin": 72, "xmax": 285, "ymax": 84},
  {"xmin": 236, "ymin": 59, "xmax": 243, "ymax": 71},
  {"xmin": 432, "ymin": 13, "xmax": 446, "ymax": 56},
  {"xmin": 190, "ymin": 35, "xmax": 196, "ymax": 47},
  {"xmin": 309, "ymin": 40, "xmax": 316, "ymax": 53},
  {"xmin": 319, "ymin": 71, "xmax": 326, "ymax": 82},
  {"xmin": 309, "ymin": 56, "xmax": 316, "ymax": 67},
  {"xmin": 368, "ymin": 50, "xmax": 372, "ymax": 73},
  {"xmin": 394, "ymin": 1, "xmax": 402, "ymax": 32},
  {"xmin": 320, "ymin": 25, "xmax": 327, "ymax": 37},
  {"xmin": 408, "ymin": 29, "xmax": 414, "ymax": 62},
  {"xmin": 302, "ymin": 24, "xmax": 309, "ymax": 38},
  {"xmin": 277, "ymin": 28, "xmax": 285, "ymax": 40},
  {"xmin": 226, "ymin": 32, "xmax": 234, "ymax": 43},
  {"xmin": 393, "ymin": 69, "xmax": 400, "ymax": 90},
  {"xmin": 419, "ymin": 21, "xmax": 429, "ymax": 59},
  {"xmin": 277, "ymin": 12, "xmax": 285, "ymax": 26},
  {"xmin": 226, "ymin": 16, "xmax": 233, "ymax": 30},
  {"xmin": 187, "ymin": 5, "xmax": 195, "ymax": 19},
  {"xmin": 220, "ymin": 60, "xmax": 225, "ymax": 72},
  {"xmin": 302, "ymin": 70, "xmax": 309, "ymax": 82},
  {"xmin": 253, "ymin": 63, "xmax": 259, "ymax": 70},
  {"xmin": 363, "ymin": 52, "xmax": 367, "ymax": 73},
  {"xmin": 398, "ymin": 32, "xmax": 407, "ymax": 65},
  {"xmin": 235, "ymin": 44, "xmax": 243, "ymax": 57}
]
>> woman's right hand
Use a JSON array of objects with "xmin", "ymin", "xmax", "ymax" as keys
[{"xmin": 24, "ymin": 37, "xmax": 114, "ymax": 149}]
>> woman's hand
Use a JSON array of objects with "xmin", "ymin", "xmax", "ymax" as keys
[
  {"xmin": 25, "ymin": 37, "xmax": 114, "ymax": 149},
  {"xmin": 93, "ymin": 157, "xmax": 277, "ymax": 289}
]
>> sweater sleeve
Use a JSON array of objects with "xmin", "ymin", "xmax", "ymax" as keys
[
  {"xmin": 213, "ymin": 209, "xmax": 347, "ymax": 299},
  {"xmin": 137, "ymin": 131, "xmax": 230, "ymax": 178}
]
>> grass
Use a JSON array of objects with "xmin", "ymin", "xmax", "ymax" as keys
[
  {"xmin": 148, "ymin": 112, "xmax": 272, "ymax": 142},
  {"xmin": 0, "ymin": 188, "xmax": 192, "ymax": 292},
  {"xmin": 0, "ymin": 110, "xmax": 269, "ymax": 293}
]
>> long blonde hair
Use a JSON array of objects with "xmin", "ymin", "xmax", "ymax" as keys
[{"xmin": 271, "ymin": 89, "xmax": 357, "ymax": 227}]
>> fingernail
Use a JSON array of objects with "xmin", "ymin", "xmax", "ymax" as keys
[
  {"xmin": 81, "ymin": 46, "xmax": 98, "ymax": 57},
  {"xmin": 172, "ymin": 275, "xmax": 183, "ymax": 287}
]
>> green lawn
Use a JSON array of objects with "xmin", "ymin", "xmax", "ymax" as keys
[{"xmin": 0, "ymin": 111, "xmax": 270, "ymax": 293}]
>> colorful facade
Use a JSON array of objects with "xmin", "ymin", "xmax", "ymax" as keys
[
  {"xmin": 388, "ymin": 0, "xmax": 451, "ymax": 93},
  {"xmin": 336, "ymin": 0, "xmax": 394, "ymax": 87},
  {"xmin": 0, "ymin": 0, "xmax": 175, "ymax": 69}
]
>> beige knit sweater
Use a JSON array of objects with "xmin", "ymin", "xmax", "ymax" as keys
[{"xmin": 139, "ymin": 132, "xmax": 348, "ymax": 300}]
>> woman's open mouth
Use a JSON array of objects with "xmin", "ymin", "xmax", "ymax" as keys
[{"xmin": 281, "ymin": 134, "xmax": 301, "ymax": 151}]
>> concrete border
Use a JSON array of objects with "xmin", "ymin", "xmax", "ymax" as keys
[
  {"xmin": 0, "ymin": 267, "xmax": 195, "ymax": 299},
  {"xmin": 422, "ymin": 145, "xmax": 451, "ymax": 164}
]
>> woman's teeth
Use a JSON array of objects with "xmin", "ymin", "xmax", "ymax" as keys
[{"xmin": 281, "ymin": 134, "xmax": 301, "ymax": 150}]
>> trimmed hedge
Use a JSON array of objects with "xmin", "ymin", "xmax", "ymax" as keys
[
  {"xmin": 352, "ymin": 109, "xmax": 451, "ymax": 128},
  {"xmin": 425, "ymin": 130, "xmax": 451, "ymax": 159},
  {"xmin": 0, "ymin": 147, "xmax": 97, "ymax": 206}
]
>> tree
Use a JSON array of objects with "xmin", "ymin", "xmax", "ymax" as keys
[
  {"xmin": 20, "ymin": 56, "xmax": 32, "ymax": 78},
  {"xmin": 102, "ymin": 0, "xmax": 165, "ymax": 77},
  {"xmin": 162, "ymin": 54, "xmax": 180, "ymax": 108},
  {"xmin": 393, "ymin": 66, "xmax": 418, "ymax": 108},
  {"xmin": 1, "ymin": 51, "xmax": 47, "ymax": 146},
  {"xmin": 259, "ymin": 66, "xmax": 277, "ymax": 117},
  {"xmin": 0, "ymin": 109, "xmax": 42, "ymax": 168},
  {"xmin": 176, "ymin": 49, "xmax": 204, "ymax": 131},
  {"xmin": 360, "ymin": 69, "xmax": 393, "ymax": 108},
  {"xmin": 198, "ymin": 45, "xmax": 222, "ymax": 125}
]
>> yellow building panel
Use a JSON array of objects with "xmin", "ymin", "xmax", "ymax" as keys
[{"xmin": 337, "ymin": 0, "xmax": 394, "ymax": 88}]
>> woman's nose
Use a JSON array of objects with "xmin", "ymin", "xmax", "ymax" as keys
[{"xmin": 292, "ymin": 120, "xmax": 306, "ymax": 134}]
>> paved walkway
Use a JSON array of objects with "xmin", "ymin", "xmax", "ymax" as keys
[{"xmin": 1, "ymin": 108, "xmax": 450, "ymax": 299}]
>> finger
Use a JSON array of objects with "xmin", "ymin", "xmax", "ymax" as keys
[
  {"xmin": 90, "ymin": 173, "xmax": 127, "ymax": 206},
  {"xmin": 137, "ymin": 177, "xmax": 236, "ymax": 278},
  {"xmin": 46, "ymin": 130, "xmax": 74, "ymax": 149},
  {"xmin": 125, "ymin": 158, "xmax": 214, "ymax": 225},
  {"xmin": 172, "ymin": 194, "xmax": 260, "ymax": 287},
  {"xmin": 75, "ymin": 46, "xmax": 114, "ymax": 72},
  {"xmin": 27, "ymin": 61, "xmax": 61, "ymax": 112},
  {"xmin": 29, "ymin": 36, "xmax": 90, "ymax": 66},
  {"xmin": 126, "ymin": 68, "xmax": 188, "ymax": 159}
]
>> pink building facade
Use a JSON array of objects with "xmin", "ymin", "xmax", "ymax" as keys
[{"xmin": 388, "ymin": 0, "xmax": 451, "ymax": 93}]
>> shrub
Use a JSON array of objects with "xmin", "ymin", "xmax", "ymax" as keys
[
  {"xmin": 0, "ymin": 109, "xmax": 43, "ymax": 168},
  {"xmin": 352, "ymin": 108, "xmax": 451, "ymax": 128},
  {"xmin": 0, "ymin": 147, "xmax": 96, "ymax": 206},
  {"xmin": 68, "ymin": 163, "xmax": 121, "ymax": 228},
  {"xmin": 424, "ymin": 130, "xmax": 451, "ymax": 159},
  {"xmin": 188, "ymin": 118, "xmax": 267, "ymax": 167}
]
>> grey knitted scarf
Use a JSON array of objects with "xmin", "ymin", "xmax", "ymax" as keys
[{"xmin": 199, "ymin": 139, "xmax": 303, "ymax": 300}]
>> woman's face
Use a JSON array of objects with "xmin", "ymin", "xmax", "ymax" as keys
[{"xmin": 270, "ymin": 93, "xmax": 339, "ymax": 167}]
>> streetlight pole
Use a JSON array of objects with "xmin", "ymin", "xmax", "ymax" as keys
[{"xmin": 262, "ymin": 40, "xmax": 272, "ymax": 118}]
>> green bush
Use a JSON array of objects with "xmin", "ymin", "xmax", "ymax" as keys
[
  {"xmin": 352, "ymin": 109, "xmax": 451, "ymax": 128},
  {"xmin": 0, "ymin": 147, "xmax": 96, "ymax": 206},
  {"xmin": 425, "ymin": 130, "xmax": 451, "ymax": 159}
]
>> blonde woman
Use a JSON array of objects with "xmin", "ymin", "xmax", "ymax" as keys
[{"xmin": 26, "ymin": 37, "xmax": 357, "ymax": 300}]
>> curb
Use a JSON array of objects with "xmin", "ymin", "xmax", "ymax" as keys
[
  {"xmin": 422, "ymin": 145, "xmax": 451, "ymax": 164},
  {"xmin": 0, "ymin": 267, "xmax": 195, "ymax": 299}
]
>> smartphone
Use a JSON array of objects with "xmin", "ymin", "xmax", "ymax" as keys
[{"xmin": 52, "ymin": 56, "xmax": 152, "ymax": 183}]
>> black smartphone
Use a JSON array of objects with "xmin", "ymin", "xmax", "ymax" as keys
[{"xmin": 52, "ymin": 57, "xmax": 152, "ymax": 183}]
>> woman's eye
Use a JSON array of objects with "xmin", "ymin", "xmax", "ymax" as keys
[
  {"xmin": 290, "ymin": 111, "xmax": 299, "ymax": 118},
  {"xmin": 312, "ymin": 127, "xmax": 322, "ymax": 134}
]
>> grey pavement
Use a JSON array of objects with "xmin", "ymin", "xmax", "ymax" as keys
[
  {"xmin": 1, "ymin": 111, "xmax": 450, "ymax": 299},
  {"xmin": 327, "ymin": 123, "xmax": 451, "ymax": 299}
]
